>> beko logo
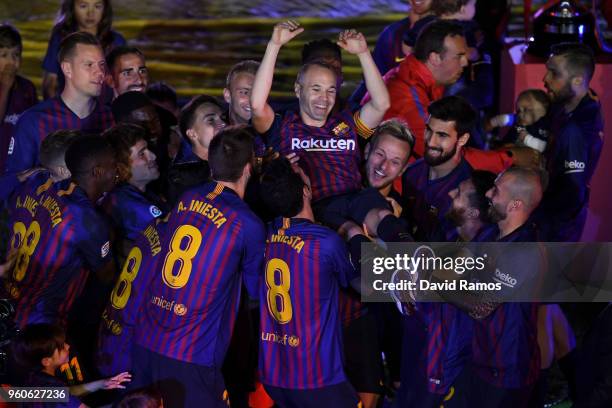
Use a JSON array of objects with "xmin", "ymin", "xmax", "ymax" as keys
[{"xmin": 493, "ymin": 269, "xmax": 517, "ymax": 288}]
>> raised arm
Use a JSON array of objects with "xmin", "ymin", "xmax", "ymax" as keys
[
  {"xmin": 251, "ymin": 20, "xmax": 304, "ymax": 133},
  {"xmin": 337, "ymin": 29, "xmax": 390, "ymax": 129}
]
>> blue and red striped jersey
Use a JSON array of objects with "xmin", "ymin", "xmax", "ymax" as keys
[
  {"xmin": 135, "ymin": 182, "xmax": 265, "ymax": 367},
  {"xmin": 349, "ymin": 17, "xmax": 412, "ymax": 105},
  {"xmin": 101, "ymin": 183, "xmax": 165, "ymax": 242},
  {"xmin": 540, "ymin": 92, "xmax": 603, "ymax": 241},
  {"xmin": 97, "ymin": 218, "xmax": 167, "ymax": 377},
  {"xmin": 418, "ymin": 303, "xmax": 473, "ymax": 394},
  {"xmin": 266, "ymin": 109, "xmax": 362, "ymax": 202},
  {"xmin": 338, "ymin": 288, "xmax": 366, "ymax": 327},
  {"xmin": 258, "ymin": 217, "xmax": 356, "ymax": 389},
  {"xmin": 6, "ymin": 170, "xmax": 53, "ymax": 226},
  {"xmin": 402, "ymin": 157, "xmax": 472, "ymax": 240},
  {"xmin": 472, "ymin": 222, "xmax": 541, "ymax": 388},
  {"xmin": 372, "ymin": 17, "xmax": 412, "ymax": 78},
  {"xmin": 7, "ymin": 97, "xmax": 114, "ymax": 173},
  {"xmin": 6, "ymin": 179, "xmax": 113, "ymax": 328},
  {"xmin": 0, "ymin": 76, "xmax": 37, "ymax": 173}
]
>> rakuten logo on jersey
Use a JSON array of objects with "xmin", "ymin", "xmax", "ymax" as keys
[
  {"xmin": 493, "ymin": 268, "xmax": 517, "ymax": 288},
  {"xmin": 564, "ymin": 160, "xmax": 585, "ymax": 173},
  {"xmin": 291, "ymin": 137, "xmax": 356, "ymax": 152}
]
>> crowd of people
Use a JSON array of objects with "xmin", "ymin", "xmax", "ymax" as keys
[{"xmin": 0, "ymin": 0, "xmax": 608, "ymax": 407}]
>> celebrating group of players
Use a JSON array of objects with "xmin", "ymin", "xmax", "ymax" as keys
[{"xmin": 0, "ymin": 0, "xmax": 606, "ymax": 406}]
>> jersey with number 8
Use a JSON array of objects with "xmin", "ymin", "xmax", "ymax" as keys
[
  {"xmin": 136, "ymin": 182, "xmax": 265, "ymax": 367},
  {"xmin": 9, "ymin": 179, "xmax": 112, "ymax": 328},
  {"xmin": 97, "ymin": 219, "xmax": 167, "ymax": 377},
  {"xmin": 258, "ymin": 217, "xmax": 357, "ymax": 390}
]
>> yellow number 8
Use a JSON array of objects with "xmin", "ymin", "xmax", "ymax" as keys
[
  {"xmin": 265, "ymin": 258, "xmax": 293, "ymax": 324},
  {"xmin": 12, "ymin": 221, "xmax": 41, "ymax": 282},
  {"xmin": 111, "ymin": 247, "xmax": 143, "ymax": 310},
  {"xmin": 162, "ymin": 225, "xmax": 202, "ymax": 289}
]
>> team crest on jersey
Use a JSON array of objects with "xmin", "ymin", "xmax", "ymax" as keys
[
  {"xmin": 101, "ymin": 241, "xmax": 110, "ymax": 258},
  {"xmin": 332, "ymin": 122, "xmax": 350, "ymax": 137},
  {"xmin": 111, "ymin": 322, "xmax": 123, "ymax": 335},
  {"xmin": 149, "ymin": 205, "xmax": 162, "ymax": 218},
  {"xmin": 174, "ymin": 303, "xmax": 188, "ymax": 316},
  {"xmin": 288, "ymin": 335, "xmax": 300, "ymax": 347}
]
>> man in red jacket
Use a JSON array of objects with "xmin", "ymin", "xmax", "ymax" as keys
[{"xmin": 383, "ymin": 20, "xmax": 518, "ymax": 173}]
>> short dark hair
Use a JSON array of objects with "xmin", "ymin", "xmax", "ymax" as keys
[
  {"xmin": 103, "ymin": 123, "xmax": 148, "ymax": 182},
  {"xmin": 467, "ymin": 170, "xmax": 496, "ymax": 222},
  {"xmin": 0, "ymin": 24, "xmax": 22, "ymax": 50},
  {"xmin": 58, "ymin": 31, "xmax": 101, "ymax": 63},
  {"xmin": 179, "ymin": 95, "xmax": 224, "ymax": 143},
  {"xmin": 64, "ymin": 134, "xmax": 113, "ymax": 178},
  {"xmin": 301, "ymin": 38, "xmax": 342, "ymax": 65},
  {"xmin": 225, "ymin": 60, "xmax": 260, "ymax": 88},
  {"xmin": 39, "ymin": 129, "xmax": 80, "ymax": 169},
  {"xmin": 414, "ymin": 19, "xmax": 465, "ymax": 63},
  {"xmin": 370, "ymin": 118, "xmax": 415, "ymax": 152},
  {"xmin": 550, "ymin": 42, "xmax": 595, "ymax": 81},
  {"xmin": 12, "ymin": 323, "xmax": 65, "ymax": 370},
  {"xmin": 112, "ymin": 91, "xmax": 155, "ymax": 123},
  {"xmin": 146, "ymin": 81, "xmax": 178, "ymax": 108},
  {"xmin": 105, "ymin": 45, "xmax": 145, "ymax": 71},
  {"xmin": 296, "ymin": 60, "xmax": 338, "ymax": 86},
  {"xmin": 431, "ymin": 0, "xmax": 471, "ymax": 16},
  {"xmin": 260, "ymin": 158, "xmax": 305, "ymax": 218},
  {"xmin": 428, "ymin": 95, "xmax": 477, "ymax": 137},
  {"xmin": 208, "ymin": 126, "xmax": 254, "ymax": 182}
]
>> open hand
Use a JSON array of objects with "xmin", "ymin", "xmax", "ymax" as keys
[
  {"xmin": 270, "ymin": 20, "xmax": 304, "ymax": 46},
  {"xmin": 337, "ymin": 29, "xmax": 368, "ymax": 55},
  {"xmin": 103, "ymin": 372, "xmax": 131, "ymax": 390}
]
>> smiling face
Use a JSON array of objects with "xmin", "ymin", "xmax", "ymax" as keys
[
  {"xmin": 128, "ymin": 139, "xmax": 159, "ymax": 186},
  {"xmin": 225, "ymin": 71, "xmax": 254, "ymax": 125},
  {"xmin": 366, "ymin": 133, "xmax": 411, "ymax": 193},
  {"xmin": 409, "ymin": 0, "xmax": 433, "ymax": 16},
  {"xmin": 295, "ymin": 64, "xmax": 337, "ymax": 127},
  {"xmin": 110, "ymin": 53, "xmax": 148, "ymax": 95},
  {"xmin": 424, "ymin": 117, "xmax": 464, "ymax": 166}
]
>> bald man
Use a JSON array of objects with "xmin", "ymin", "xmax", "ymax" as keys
[
  {"xmin": 449, "ymin": 167, "xmax": 545, "ymax": 406},
  {"xmin": 484, "ymin": 166, "xmax": 543, "ymax": 240}
]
